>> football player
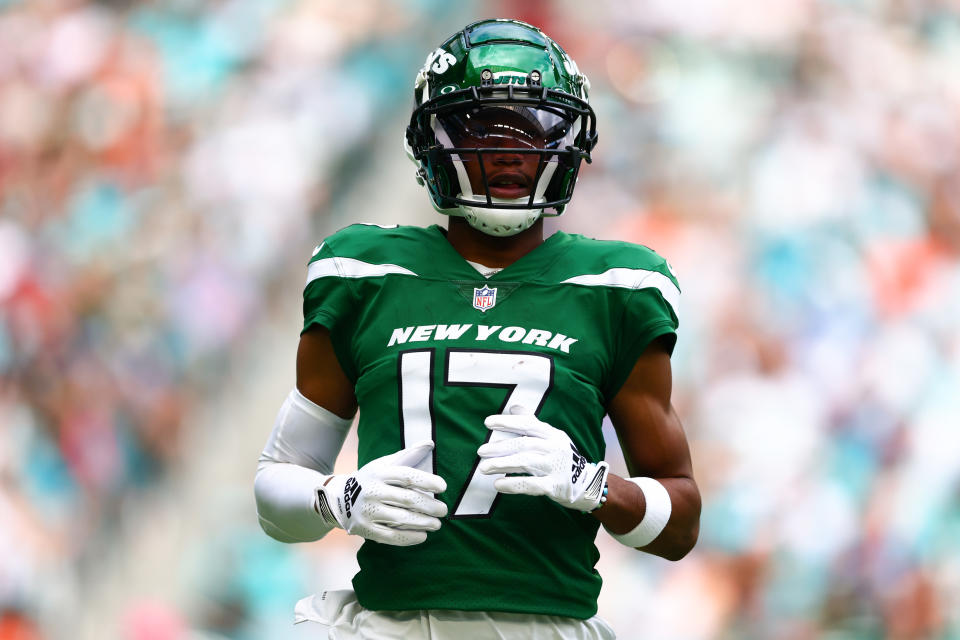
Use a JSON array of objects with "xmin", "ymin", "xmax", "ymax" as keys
[{"xmin": 255, "ymin": 18, "xmax": 701, "ymax": 639}]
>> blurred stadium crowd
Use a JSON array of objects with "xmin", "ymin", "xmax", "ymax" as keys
[{"xmin": 1, "ymin": 0, "xmax": 959, "ymax": 638}]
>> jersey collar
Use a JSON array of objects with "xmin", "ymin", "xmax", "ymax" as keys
[{"xmin": 426, "ymin": 224, "xmax": 573, "ymax": 282}]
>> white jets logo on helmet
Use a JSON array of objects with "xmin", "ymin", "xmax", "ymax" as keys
[{"xmin": 424, "ymin": 48, "xmax": 457, "ymax": 75}]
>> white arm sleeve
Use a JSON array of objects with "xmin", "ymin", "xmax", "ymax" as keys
[{"xmin": 254, "ymin": 389, "xmax": 352, "ymax": 542}]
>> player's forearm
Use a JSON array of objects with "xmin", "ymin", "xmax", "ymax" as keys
[
  {"xmin": 254, "ymin": 460, "xmax": 335, "ymax": 543},
  {"xmin": 594, "ymin": 473, "xmax": 700, "ymax": 560}
]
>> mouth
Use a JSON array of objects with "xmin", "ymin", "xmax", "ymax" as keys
[{"xmin": 486, "ymin": 172, "xmax": 533, "ymax": 199}]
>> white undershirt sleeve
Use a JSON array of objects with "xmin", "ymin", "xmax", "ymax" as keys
[{"xmin": 254, "ymin": 389, "xmax": 352, "ymax": 543}]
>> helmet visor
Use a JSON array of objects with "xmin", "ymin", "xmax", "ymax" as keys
[{"xmin": 435, "ymin": 104, "xmax": 580, "ymax": 151}]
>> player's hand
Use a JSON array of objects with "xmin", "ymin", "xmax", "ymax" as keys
[
  {"xmin": 315, "ymin": 441, "xmax": 448, "ymax": 546},
  {"xmin": 477, "ymin": 407, "xmax": 609, "ymax": 512}
]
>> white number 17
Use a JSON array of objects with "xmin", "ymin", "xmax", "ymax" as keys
[{"xmin": 398, "ymin": 349, "xmax": 553, "ymax": 518}]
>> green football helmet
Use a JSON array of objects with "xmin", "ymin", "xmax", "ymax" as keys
[{"xmin": 405, "ymin": 19, "xmax": 598, "ymax": 236}]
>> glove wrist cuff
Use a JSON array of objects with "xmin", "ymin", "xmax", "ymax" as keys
[
  {"xmin": 314, "ymin": 474, "xmax": 348, "ymax": 529},
  {"xmin": 573, "ymin": 461, "xmax": 610, "ymax": 512},
  {"xmin": 588, "ymin": 482, "xmax": 610, "ymax": 513}
]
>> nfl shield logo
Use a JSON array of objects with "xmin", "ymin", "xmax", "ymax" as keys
[{"xmin": 473, "ymin": 285, "xmax": 497, "ymax": 312}]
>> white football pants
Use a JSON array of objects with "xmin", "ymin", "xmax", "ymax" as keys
[{"xmin": 289, "ymin": 589, "xmax": 617, "ymax": 639}]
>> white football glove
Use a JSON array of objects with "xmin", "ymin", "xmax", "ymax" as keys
[
  {"xmin": 315, "ymin": 440, "xmax": 448, "ymax": 546},
  {"xmin": 476, "ymin": 407, "xmax": 609, "ymax": 512}
]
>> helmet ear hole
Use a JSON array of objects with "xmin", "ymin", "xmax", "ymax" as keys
[
  {"xmin": 541, "ymin": 159, "xmax": 576, "ymax": 204},
  {"xmin": 435, "ymin": 159, "xmax": 459, "ymax": 203}
]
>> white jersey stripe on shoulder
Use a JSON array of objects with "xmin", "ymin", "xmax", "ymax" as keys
[
  {"xmin": 306, "ymin": 257, "xmax": 417, "ymax": 285},
  {"xmin": 561, "ymin": 268, "xmax": 680, "ymax": 315}
]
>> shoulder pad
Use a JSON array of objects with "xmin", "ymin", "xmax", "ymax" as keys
[{"xmin": 556, "ymin": 234, "xmax": 680, "ymax": 290}]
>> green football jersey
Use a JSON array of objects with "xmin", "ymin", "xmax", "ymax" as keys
[{"xmin": 302, "ymin": 223, "xmax": 680, "ymax": 619}]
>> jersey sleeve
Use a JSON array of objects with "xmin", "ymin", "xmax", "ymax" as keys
[
  {"xmin": 301, "ymin": 238, "xmax": 360, "ymax": 382},
  {"xmin": 605, "ymin": 259, "xmax": 681, "ymax": 400}
]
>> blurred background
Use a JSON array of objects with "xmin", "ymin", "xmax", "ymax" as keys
[{"xmin": 2, "ymin": 0, "xmax": 959, "ymax": 637}]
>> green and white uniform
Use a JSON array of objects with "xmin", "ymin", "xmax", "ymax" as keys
[{"xmin": 302, "ymin": 223, "xmax": 680, "ymax": 619}]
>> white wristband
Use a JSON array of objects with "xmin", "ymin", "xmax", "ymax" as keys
[{"xmin": 607, "ymin": 477, "xmax": 672, "ymax": 548}]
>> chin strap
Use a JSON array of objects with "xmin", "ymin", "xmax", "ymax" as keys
[{"xmin": 460, "ymin": 206, "xmax": 543, "ymax": 237}]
